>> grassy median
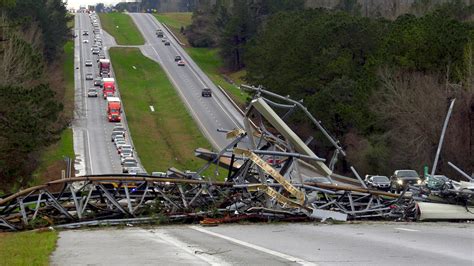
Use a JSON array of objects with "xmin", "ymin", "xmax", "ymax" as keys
[
  {"xmin": 155, "ymin": 13, "xmax": 248, "ymax": 106},
  {"xmin": 109, "ymin": 48, "xmax": 214, "ymax": 175},
  {"xmin": 99, "ymin": 13, "xmax": 144, "ymax": 45},
  {"xmin": 0, "ymin": 231, "xmax": 58, "ymax": 265}
]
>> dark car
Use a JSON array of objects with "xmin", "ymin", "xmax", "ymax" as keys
[
  {"xmin": 174, "ymin": 55, "xmax": 181, "ymax": 61},
  {"xmin": 425, "ymin": 175, "xmax": 451, "ymax": 191},
  {"xmin": 365, "ymin": 175, "xmax": 391, "ymax": 191},
  {"xmin": 202, "ymin": 88, "xmax": 212, "ymax": 97},
  {"xmin": 164, "ymin": 41, "xmax": 170, "ymax": 46},
  {"xmin": 156, "ymin": 30, "xmax": 163, "ymax": 37},
  {"xmin": 390, "ymin": 170, "xmax": 421, "ymax": 193},
  {"xmin": 94, "ymin": 78, "xmax": 103, "ymax": 87},
  {"xmin": 82, "ymin": 30, "xmax": 89, "ymax": 36}
]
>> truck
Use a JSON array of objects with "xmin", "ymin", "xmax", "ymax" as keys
[
  {"xmin": 99, "ymin": 59, "xmax": 110, "ymax": 77},
  {"xmin": 102, "ymin": 78, "xmax": 115, "ymax": 99},
  {"xmin": 107, "ymin": 97, "xmax": 121, "ymax": 122}
]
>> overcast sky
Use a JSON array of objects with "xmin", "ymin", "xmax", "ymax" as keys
[{"xmin": 65, "ymin": 0, "xmax": 124, "ymax": 9}]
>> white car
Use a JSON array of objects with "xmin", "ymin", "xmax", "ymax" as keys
[
  {"xmin": 121, "ymin": 156, "xmax": 136, "ymax": 165},
  {"xmin": 83, "ymin": 39, "xmax": 89, "ymax": 43},
  {"xmin": 118, "ymin": 145, "xmax": 132, "ymax": 154},
  {"xmin": 85, "ymin": 60, "xmax": 93, "ymax": 67}
]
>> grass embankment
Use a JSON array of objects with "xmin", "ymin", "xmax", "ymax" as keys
[
  {"xmin": 0, "ymin": 231, "xmax": 58, "ymax": 265},
  {"xmin": 154, "ymin": 13, "xmax": 249, "ymax": 106},
  {"xmin": 109, "ymin": 48, "xmax": 216, "ymax": 176},
  {"xmin": 99, "ymin": 13, "xmax": 145, "ymax": 45},
  {"xmin": 154, "ymin": 12, "xmax": 191, "ymax": 45}
]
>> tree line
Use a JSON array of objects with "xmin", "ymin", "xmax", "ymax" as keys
[
  {"xmin": 187, "ymin": 0, "xmax": 473, "ymax": 177},
  {"xmin": 0, "ymin": 0, "xmax": 70, "ymax": 192}
]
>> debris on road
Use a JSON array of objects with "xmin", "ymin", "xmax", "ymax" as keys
[{"xmin": 0, "ymin": 87, "xmax": 472, "ymax": 231}]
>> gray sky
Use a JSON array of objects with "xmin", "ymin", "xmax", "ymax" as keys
[{"xmin": 65, "ymin": 0, "xmax": 123, "ymax": 9}]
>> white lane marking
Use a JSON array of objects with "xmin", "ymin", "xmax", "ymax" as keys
[
  {"xmin": 395, "ymin": 228, "xmax": 419, "ymax": 232},
  {"xmin": 148, "ymin": 44, "xmax": 220, "ymax": 149},
  {"xmin": 85, "ymin": 129, "xmax": 94, "ymax": 174},
  {"xmin": 141, "ymin": 229, "xmax": 231, "ymax": 266},
  {"xmin": 189, "ymin": 226, "xmax": 317, "ymax": 266},
  {"xmin": 149, "ymin": 105, "xmax": 155, "ymax": 112},
  {"xmin": 148, "ymin": 15, "xmax": 242, "ymax": 130}
]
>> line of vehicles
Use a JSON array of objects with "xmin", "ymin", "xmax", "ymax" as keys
[
  {"xmin": 155, "ymin": 28, "xmax": 212, "ymax": 97},
  {"xmin": 82, "ymin": 13, "xmax": 141, "ymax": 175}
]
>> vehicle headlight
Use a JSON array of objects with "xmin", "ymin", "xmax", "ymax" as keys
[
  {"xmin": 417, "ymin": 179, "xmax": 422, "ymax": 185},
  {"xmin": 397, "ymin": 179, "xmax": 403, "ymax": 185}
]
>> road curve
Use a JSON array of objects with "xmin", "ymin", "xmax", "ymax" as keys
[{"xmin": 128, "ymin": 13, "xmax": 245, "ymax": 151}]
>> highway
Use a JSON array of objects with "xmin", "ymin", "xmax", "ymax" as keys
[
  {"xmin": 128, "ymin": 13, "xmax": 245, "ymax": 150},
  {"xmin": 51, "ymin": 222, "xmax": 474, "ymax": 265},
  {"xmin": 73, "ymin": 13, "xmax": 126, "ymax": 175}
]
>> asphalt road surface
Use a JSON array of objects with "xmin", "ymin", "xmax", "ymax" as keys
[
  {"xmin": 128, "ymin": 13, "xmax": 245, "ymax": 150},
  {"xmin": 51, "ymin": 222, "xmax": 474, "ymax": 265},
  {"xmin": 73, "ymin": 13, "xmax": 134, "ymax": 175}
]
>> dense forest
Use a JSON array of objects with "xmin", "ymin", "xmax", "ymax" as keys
[
  {"xmin": 186, "ymin": 0, "xmax": 473, "ymax": 177},
  {"xmin": 0, "ymin": 0, "xmax": 71, "ymax": 192}
]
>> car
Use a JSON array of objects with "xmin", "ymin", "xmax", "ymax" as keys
[
  {"xmin": 161, "ymin": 38, "xmax": 167, "ymax": 42},
  {"xmin": 121, "ymin": 150, "xmax": 133, "ymax": 159},
  {"xmin": 177, "ymin": 60, "xmax": 185, "ymax": 66},
  {"xmin": 111, "ymin": 131, "xmax": 124, "ymax": 142},
  {"xmin": 94, "ymin": 77, "xmax": 103, "ymax": 87},
  {"xmin": 151, "ymin": 172, "xmax": 167, "ymax": 177},
  {"xmin": 85, "ymin": 73, "xmax": 94, "ymax": 80},
  {"xmin": 390, "ymin": 169, "xmax": 422, "ymax": 193},
  {"xmin": 201, "ymin": 88, "xmax": 212, "ymax": 97},
  {"xmin": 113, "ymin": 136, "xmax": 125, "ymax": 144},
  {"xmin": 174, "ymin": 55, "xmax": 181, "ymax": 62},
  {"xmin": 115, "ymin": 140, "xmax": 127, "ymax": 150},
  {"xmin": 424, "ymin": 175, "xmax": 451, "ymax": 191},
  {"xmin": 122, "ymin": 161, "xmax": 138, "ymax": 173},
  {"xmin": 156, "ymin": 30, "xmax": 163, "ymax": 37},
  {"xmin": 83, "ymin": 39, "xmax": 89, "ymax": 43},
  {"xmin": 112, "ymin": 128, "xmax": 126, "ymax": 137},
  {"xmin": 82, "ymin": 31, "xmax": 89, "ymax": 36},
  {"xmin": 92, "ymin": 48, "xmax": 100, "ymax": 55},
  {"xmin": 121, "ymin": 156, "xmax": 136, "ymax": 165},
  {"xmin": 85, "ymin": 60, "xmax": 93, "ymax": 67},
  {"xmin": 364, "ymin": 175, "xmax": 391, "ymax": 191},
  {"xmin": 127, "ymin": 167, "xmax": 144, "ymax": 175},
  {"xmin": 97, "ymin": 54, "xmax": 106, "ymax": 60},
  {"xmin": 87, "ymin": 87, "xmax": 98, "ymax": 97},
  {"xmin": 164, "ymin": 41, "xmax": 170, "ymax": 46},
  {"xmin": 118, "ymin": 144, "xmax": 132, "ymax": 154}
]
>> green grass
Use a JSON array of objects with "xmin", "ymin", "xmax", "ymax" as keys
[
  {"xmin": 99, "ymin": 13, "xmax": 145, "ymax": 45},
  {"xmin": 109, "ymin": 48, "xmax": 219, "ymax": 177},
  {"xmin": 154, "ymin": 12, "xmax": 192, "ymax": 30},
  {"xmin": 154, "ymin": 13, "xmax": 249, "ymax": 106},
  {"xmin": 185, "ymin": 47, "xmax": 248, "ymax": 105},
  {"xmin": 0, "ymin": 231, "xmax": 58, "ymax": 265},
  {"xmin": 154, "ymin": 12, "xmax": 191, "ymax": 45}
]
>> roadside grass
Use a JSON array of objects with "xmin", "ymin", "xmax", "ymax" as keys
[
  {"xmin": 99, "ymin": 13, "xmax": 144, "ymax": 45},
  {"xmin": 185, "ymin": 47, "xmax": 249, "ymax": 106},
  {"xmin": 109, "ymin": 48, "xmax": 220, "ymax": 177},
  {"xmin": 154, "ymin": 13, "xmax": 249, "ymax": 106},
  {"xmin": 0, "ymin": 231, "xmax": 58, "ymax": 265},
  {"xmin": 154, "ymin": 12, "xmax": 191, "ymax": 45},
  {"xmin": 32, "ymin": 39, "xmax": 75, "ymax": 185}
]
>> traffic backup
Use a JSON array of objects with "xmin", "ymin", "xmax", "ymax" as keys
[{"xmin": 107, "ymin": 97, "xmax": 121, "ymax": 122}]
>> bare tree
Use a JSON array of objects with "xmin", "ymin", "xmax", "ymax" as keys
[{"xmin": 372, "ymin": 69, "xmax": 473, "ymax": 179}]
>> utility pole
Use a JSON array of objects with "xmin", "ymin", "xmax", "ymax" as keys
[{"xmin": 431, "ymin": 99, "xmax": 456, "ymax": 176}]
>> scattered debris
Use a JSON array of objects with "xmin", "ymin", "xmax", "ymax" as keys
[{"xmin": 0, "ymin": 87, "xmax": 471, "ymax": 231}]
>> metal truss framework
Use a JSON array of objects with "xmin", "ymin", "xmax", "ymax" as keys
[{"xmin": 0, "ymin": 86, "xmax": 471, "ymax": 230}]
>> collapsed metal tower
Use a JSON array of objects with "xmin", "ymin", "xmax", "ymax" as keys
[{"xmin": 0, "ymin": 86, "xmax": 472, "ymax": 231}]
